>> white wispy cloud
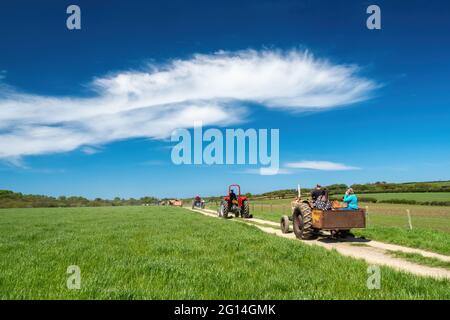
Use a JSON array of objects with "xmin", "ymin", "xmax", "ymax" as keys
[
  {"xmin": 285, "ymin": 161, "xmax": 361, "ymax": 171},
  {"xmin": 241, "ymin": 168, "xmax": 293, "ymax": 175},
  {"xmin": 80, "ymin": 146, "xmax": 101, "ymax": 155},
  {"xmin": 0, "ymin": 49, "xmax": 376, "ymax": 161}
]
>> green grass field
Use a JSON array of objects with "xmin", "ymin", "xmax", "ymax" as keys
[
  {"xmin": 1, "ymin": 206, "xmax": 450, "ymax": 299},
  {"xmin": 358, "ymin": 192, "xmax": 450, "ymax": 202}
]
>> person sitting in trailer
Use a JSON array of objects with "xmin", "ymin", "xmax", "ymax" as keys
[
  {"xmin": 314, "ymin": 188, "xmax": 332, "ymax": 210},
  {"xmin": 340, "ymin": 188, "xmax": 359, "ymax": 210}
]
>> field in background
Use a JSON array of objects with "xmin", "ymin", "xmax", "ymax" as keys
[
  {"xmin": 355, "ymin": 192, "xmax": 450, "ymax": 202},
  {"xmin": 1, "ymin": 206, "xmax": 450, "ymax": 299}
]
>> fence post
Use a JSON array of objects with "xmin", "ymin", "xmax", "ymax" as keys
[
  {"xmin": 406, "ymin": 209, "xmax": 413, "ymax": 230},
  {"xmin": 365, "ymin": 205, "xmax": 369, "ymax": 228}
]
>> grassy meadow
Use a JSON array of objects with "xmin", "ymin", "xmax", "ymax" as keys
[
  {"xmin": 1, "ymin": 206, "xmax": 450, "ymax": 299},
  {"xmin": 358, "ymin": 192, "xmax": 450, "ymax": 202}
]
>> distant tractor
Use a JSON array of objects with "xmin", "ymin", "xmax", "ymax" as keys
[
  {"xmin": 160, "ymin": 199, "xmax": 184, "ymax": 207},
  {"xmin": 192, "ymin": 195, "xmax": 205, "ymax": 209},
  {"xmin": 218, "ymin": 184, "xmax": 252, "ymax": 218},
  {"xmin": 280, "ymin": 186, "xmax": 365, "ymax": 240}
]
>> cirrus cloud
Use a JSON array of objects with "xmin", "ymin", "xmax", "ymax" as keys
[
  {"xmin": 286, "ymin": 161, "xmax": 361, "ymax": 171},
  {"xmin": 0, "ymin": 49, "xmax": 377, "ymax": 161}
]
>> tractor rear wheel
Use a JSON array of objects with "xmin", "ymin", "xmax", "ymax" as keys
[
  {"xmin": 280, "ymin": 215, "xmax": 290, "ymax": 233},
  {"xmin": 293, "ymin": 203, "xmax": 314, "ymax": 240},
  {"xmin": 241, "ymin": 200, "xmax": 250, "ymax": 218}
]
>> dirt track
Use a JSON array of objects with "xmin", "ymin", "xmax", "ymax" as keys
[{"xmin": 189, "ymin": 207, "xmax": 450, "ymax": 280}]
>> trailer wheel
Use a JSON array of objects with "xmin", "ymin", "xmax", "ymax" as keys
[
  {"xmin": 293, "ymin": 203, "xmax": 314, "ymax": 240},
  {"xmin": 337, "ymin": 230, "xmax": 354, "ymax": 239},
  {"xmin": 280, "ymin": 215, "xmax": 290, "ymax": 233}
]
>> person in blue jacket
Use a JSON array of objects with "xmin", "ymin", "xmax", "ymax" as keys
[{"xmin": 342, "ymin": 188, "xmax": 358, "ymax": 210}]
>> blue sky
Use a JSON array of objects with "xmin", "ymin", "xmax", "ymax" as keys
[{"xmin": 0, "ymin": 0, "xmax": 449, "ymax": 199}]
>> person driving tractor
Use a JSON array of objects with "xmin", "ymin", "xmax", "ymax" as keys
[
  {"xmin": 229, "ymin": 189, "xmax": 237, "ymax": 202},
  {"xmin": 311, "ymin": 184, "xmax": 323, "ymax": 202}
]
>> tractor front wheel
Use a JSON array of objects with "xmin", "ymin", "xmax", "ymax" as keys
[
  {"xmin": 293, "ymin": 203, "xmax": 314, "ymax": 240},
  {"xmin": 219, "ymin": 201, "xmax": 229, "ymax": 218},
  {"xmin": 280, "ymin": 215, "xmax": 290, "ymax": 233}
]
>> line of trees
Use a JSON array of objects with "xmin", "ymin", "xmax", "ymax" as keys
[
  {"xmin": 350, "ymin": 181, "xmax": 450, "ymax": 194},
  {"xmin": 248, "ymin": 181, "xmax": 450, "ymax": 200},
  {"xmin": 0, "ymin": 190, "xmax": 159, "ymax": 209}
]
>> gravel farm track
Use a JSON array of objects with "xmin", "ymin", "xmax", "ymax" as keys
[{"xmin": 188, "ymin": 207, "xmax": 450, "ymax": 280}]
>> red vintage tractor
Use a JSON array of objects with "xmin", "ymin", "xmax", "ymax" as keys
[
  {"xmin": 218, "ymin": 184, "xmax": 252, "ymax": 218},
  {"xmin": 192, "ymin": 195, "xmax": 205, "ymax": 209}
]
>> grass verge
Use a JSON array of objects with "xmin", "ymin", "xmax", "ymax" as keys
[
  {"xmin": 353, "ymin": 227, "xmax": 450, "ymax": 256},
  {"xmin": 387, "ymin": 251, "xmax": 450, "ymax": 270}
]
